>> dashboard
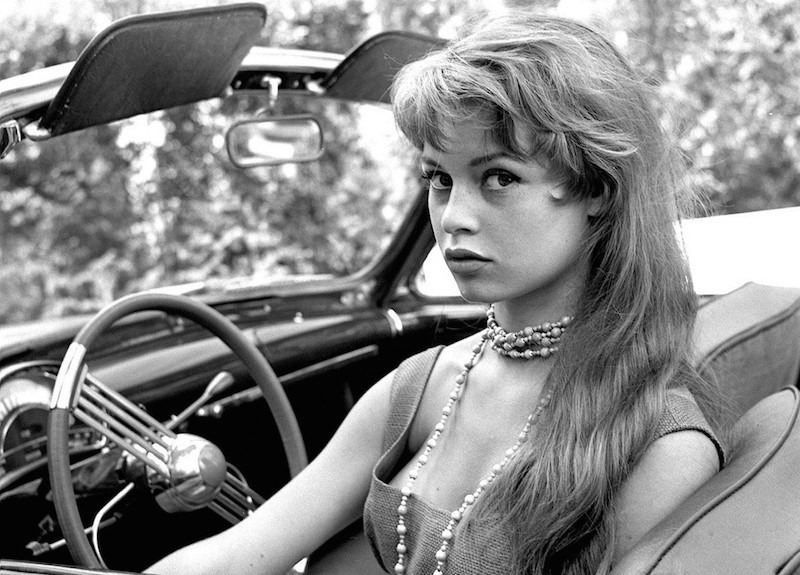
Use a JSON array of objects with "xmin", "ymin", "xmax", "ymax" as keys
[{"xmin": 0, "ymin": 362, "xmax": 106, "ymax": 498}]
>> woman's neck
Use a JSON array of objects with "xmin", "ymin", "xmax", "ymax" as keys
[{"xmin": 491, "ymin": 296, "xmax": 576, "ymax": 333}]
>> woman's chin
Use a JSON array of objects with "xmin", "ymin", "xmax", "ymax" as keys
[{"xmin": 453, "ymin": 281, "xmax": 494, "ymax": 305}]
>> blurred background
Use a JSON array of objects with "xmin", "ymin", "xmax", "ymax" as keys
[{"xmin": 2, "ymin": 0, "xmax": 799, "ymax": 320}]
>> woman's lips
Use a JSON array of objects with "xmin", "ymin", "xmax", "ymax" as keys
[{"xmin": 444, "ymin": 248, "xmax": 490, "ymax": 275}]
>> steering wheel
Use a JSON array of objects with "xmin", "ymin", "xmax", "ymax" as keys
[{"xmin": 46, "ymin": 293, "xmax": 308, "ymax": 567}]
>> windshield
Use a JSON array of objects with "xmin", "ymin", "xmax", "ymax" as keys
[{"xmin": 0, "ymin": 93, "xmax": 418, "ymax": 323}]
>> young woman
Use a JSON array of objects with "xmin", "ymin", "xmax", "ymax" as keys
[{"xmin": 149, "ymin": 10, "xmax": 723, "ymax": 575}]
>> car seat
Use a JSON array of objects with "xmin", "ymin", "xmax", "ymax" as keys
[{"xmin": 613, "ymin": 282, "xmax": 800, "ymax": 574}]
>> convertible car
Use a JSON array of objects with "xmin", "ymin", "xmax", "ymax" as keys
[{"xmin": 0, "ymin": 4, "xmax": 799, "ymax": 575}]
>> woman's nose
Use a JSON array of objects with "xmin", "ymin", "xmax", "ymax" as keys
[{"xmin": 439, "ymin": 185, "xmax": 479, "ymax": 235}]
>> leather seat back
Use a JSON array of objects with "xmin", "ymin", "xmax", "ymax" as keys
[
  {"xmin": 613, "ymin": 387, "xmax": 800, "ymax": 574},
  {"xmin": 614, "ymin": 283, "xmax": 800, "ymax": 574},
  {"xmin": 693, "ymin": 283, "xmax": 800, "ymax": 428}
]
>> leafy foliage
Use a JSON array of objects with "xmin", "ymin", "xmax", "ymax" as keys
[{"xmin": 612, "ymin": 0, "xmax": 800, "ymax": 213}]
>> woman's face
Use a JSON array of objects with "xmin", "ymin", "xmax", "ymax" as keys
[{"xmin": 424, "ymin": 121, "xmax": 595, "ymax": 314}]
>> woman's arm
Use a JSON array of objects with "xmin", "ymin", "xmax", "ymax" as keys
[
  {"xmin": 146, "ymin": 368, "xmax": 396, "ymax": 575},
  {"xmin": 612, "ymin": 429, "xmax": 719, "ymax": 562}
]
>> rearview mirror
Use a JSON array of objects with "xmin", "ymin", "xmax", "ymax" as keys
[{"xmin": 226, "ymin": 115, "xmax": 324, "ymax": 168}]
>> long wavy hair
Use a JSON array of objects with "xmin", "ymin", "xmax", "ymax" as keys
[{"xmin": 392, "ymin": 11, "xmax": 713, "ymax": 574}]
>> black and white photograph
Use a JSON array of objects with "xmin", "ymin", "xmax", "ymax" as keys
[{"xmin": 1, "ymin": 1, "xmax": 799, "ymax": 573}]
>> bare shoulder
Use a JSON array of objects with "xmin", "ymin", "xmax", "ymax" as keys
[
  {"xmin": 347, "ymin": 363, "xmax": 396, "ymax": 425},
  {"xmin": 417, "ymin": 332, "xmax": 484, "ymax": 389},
  {"xmin": 439, "ymin": 331, "xmax": 483, "ymax": 358},
  {"xmin": 361, "ymin": 340, "xmax": 472, "ymax": 443},
  {"xmin": 613, "ymin": 429, "xmax": 719, "ymax": 561},
  {"xmin": 405, "ymin": 334, "xmax": 483, "ymax": 448}
]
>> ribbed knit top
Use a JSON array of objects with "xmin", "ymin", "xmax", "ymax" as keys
[{"xmin": 363, "ymin": 346, "xmax": 724, "ymax": 574}]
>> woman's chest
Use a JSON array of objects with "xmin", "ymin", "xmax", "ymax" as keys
[{"xmin": 387, "ymin": 379, "xmax": 541, "ymax": 511}]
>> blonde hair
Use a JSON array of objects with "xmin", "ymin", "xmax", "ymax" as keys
[{"xmin": 393, "ymin": 11, "xmax": 710, "ymax": 573}]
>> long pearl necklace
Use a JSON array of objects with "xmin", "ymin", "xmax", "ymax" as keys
[{"xmin": 394, "ymin": 310, "xmax": 566, "ymax": 575}]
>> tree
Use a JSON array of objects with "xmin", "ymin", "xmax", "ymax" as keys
[{"xmin": 610, "ymin": 0, "xmax": 800, "ymax": 214}]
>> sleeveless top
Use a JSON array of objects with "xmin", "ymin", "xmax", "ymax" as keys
[{"xmin": 363, "ymin": 346, "xmax": 725, "ymax": 574}]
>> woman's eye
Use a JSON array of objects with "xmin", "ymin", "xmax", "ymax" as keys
[
  {"xmin": 421, "ymin": 172, "xmax": 452, "ymax": 191},
  {"xmin": 484, "ymin": 171, "xmax": 519, "ymax": 190}
]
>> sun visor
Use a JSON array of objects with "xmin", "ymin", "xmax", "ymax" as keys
[
  {"xmin": 321, "ymin": 31, "xmax": 444, "ymax": 104},
  {"xmin": 38, "ymin": 3, "xmax": 267, "ymax": 137}
]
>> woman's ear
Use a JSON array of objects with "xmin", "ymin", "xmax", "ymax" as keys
[
  {"xmin": 587, "ymin": 178, "xmax": 614, "ymax": 217},
  {"xmin": 587, "ymin": 193, "xmax": 605, "ymax": 217}
]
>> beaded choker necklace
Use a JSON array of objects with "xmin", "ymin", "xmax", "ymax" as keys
[
  {"xmin": 393, "ymin": 308, "xmax": 567, "ymax": 575},
  {"xmin": 486, "ymin": 305, "xmax": 573, "ymax": 359}
]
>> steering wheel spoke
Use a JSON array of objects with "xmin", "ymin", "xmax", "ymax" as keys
[
  {"xmin": 222, "ymin": 472, "xmax": 266, "ymax": 507},
  {"xmin": 82, "ymin": 375, "xmax": 177, "ymax": 444},
  {"xmin": 72, "ymin": 408, "xmax": 169, "ymax": 478},
  {"xmin": 71, "ymin": 376, "xmax": 175, "ymax": 477},
  {"xmin": 206, "ymin": 471, "xmax": 267, "ymax": 523}
]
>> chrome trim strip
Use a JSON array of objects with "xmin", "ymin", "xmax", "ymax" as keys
[
  {"xmin": 50, "ymin": 342, "xmax": 87, "ymax": 410},
  {"xmin": 198, "ymin": 345, "xmax": 379, "ymax": 416},
  {"xmin": 0, "ymin": 62, "xmax": 73, "ymax": 123},
  {"xmin": 281, "ymin": 344, "xmax": 379, "ymax": 385},
  {"xmin": 383, "ymin": 308, "xmax": 404, "ymax": 337},
  {"xmin": 238, "ymin": 46, "xmax": 342, "ymax": 73},
  {"xmin": 0, "ymin": 360, "xmax": 60, "ymax": 383}
]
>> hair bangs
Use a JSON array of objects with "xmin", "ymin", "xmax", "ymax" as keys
[
  {"xmin": 391, "ymin": 45, "xmax": 601, "ymax": 194},
  {"xmin": 392, "ymin": 51, "xmax": 517, "ymax": 153}
]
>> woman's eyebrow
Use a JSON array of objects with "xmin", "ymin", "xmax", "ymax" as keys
[
  {"xmin": 420, "ymin": 151, "xmax": 514, "ymax": 168},
  {"xmin": 469, "ymin": 151, "xmax": 515, "ymax": 167},
  {"xmin": 420, "ymin": 156, "xmax": 438, "ymax": 167}
]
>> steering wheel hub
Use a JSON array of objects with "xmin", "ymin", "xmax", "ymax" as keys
[{"xmin": 155, "ymin": 434, "xmax": 227, "ymax": 513}]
